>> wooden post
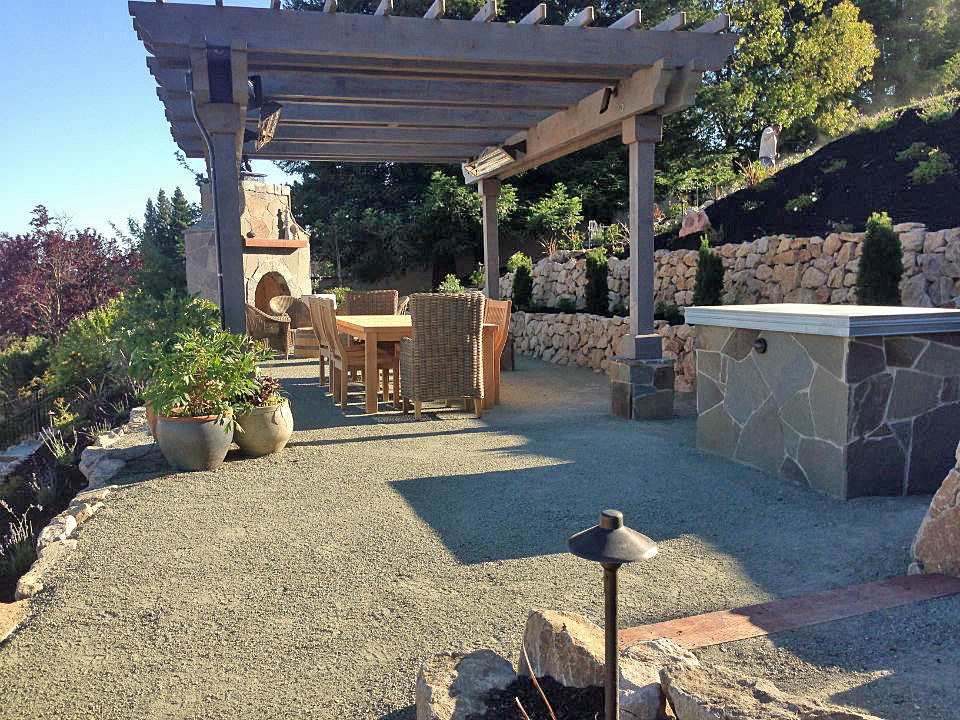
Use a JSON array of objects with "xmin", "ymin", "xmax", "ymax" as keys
[
  {"xmin": 479, "ymin": 178, "xmax": 501, "ymax": 300},
  {"xmin": 621, "ymin": 115, "xmax": 662, "ymax": 359},
  {"xmin": 195, "ymin": 103, "xmax": 248, "ymax": 333}
]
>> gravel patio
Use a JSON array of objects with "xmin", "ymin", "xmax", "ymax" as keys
[{"xmin": 0, "ymin": 356, "xmax": 957, "ymax": 719}]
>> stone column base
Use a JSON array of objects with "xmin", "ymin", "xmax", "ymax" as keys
[{"xmin": 609, "ymin": 357, "xmax": 675, "ymax": 420}]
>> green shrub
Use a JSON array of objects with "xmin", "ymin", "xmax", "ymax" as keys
[
  {"xmin": 508, "ymin": 252, "xmax": 533, "ymax": 310},
  {"xmin": 47, "ymin": 297, "xmax": 124, "ymax": 394},
  {"xmin": 584, "ymin": 247, "xmax": 608, "ymax": 315},
  {"xmin": 896, "ymin": 142, "xmax": 930, "ymax": 162},
  {"xmin": 694, "ymin": 235, "xmax": 724, "ymax": 306},
  {"xmin": 330, "ymin": 286, "xmax": 352, "ymax": 306},
  {"xmin": 908, "ymin": 149, "xmax": 954, "ymax": 185},
  {"xmin": 785, "ymin": 193, "xmax": 818, "ymax": 212},
  {"xmin": 821, "ymin": 158, "xmax": 848, "ymax": 174},
  {"xmin": 742, "ymin": 200, "xmax": 760, "ymax": 212},
  {"xmin": 467, "ymin": 264, "xmax": 486, "ymax": 288},
  {"xmin": 655, "ymin": 301, "xmax": 684, "ymax": 326},
  {"xmin": 0, "ymin": 500, "xmax": 37, "ymax": 581},
  {"xmin": 438, "ymin": 274, "xmax": 465, "ymax": 293},
  {"xmin": 0, "ymin": 336, "xmax": 51, "ymax": 400},
  {"xmin": 556, "ymin": 297, "xmax": 576, "ymax": 313},
  {"xmin": 832, "ymin": 221, "xmax": 855, "ymax": 233},
  {"xmin": 856, "ymin": 211, "xmax": 903, "ymax": 305}
]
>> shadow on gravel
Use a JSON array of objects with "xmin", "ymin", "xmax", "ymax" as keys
[{"xmin": 378, "ymin": 706, "xmax": 415, "ymax": 720}]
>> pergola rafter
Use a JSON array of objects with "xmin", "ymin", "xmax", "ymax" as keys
[{"xmin": 130, "ymin": 0, "xmax": 736, "ymax": 357}]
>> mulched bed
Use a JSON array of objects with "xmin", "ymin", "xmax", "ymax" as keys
[
  {"xmin": 657, "ymin": 104, "xmax": 960, "ymax": 250},
  {"xmin": 467, "ymin": 676, "xmax": 603, "ymax": 720}
]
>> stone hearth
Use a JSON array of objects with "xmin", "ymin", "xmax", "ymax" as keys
[{"xmin": 184, "ymin": 178, "xmax": 311, "ymax": 312}]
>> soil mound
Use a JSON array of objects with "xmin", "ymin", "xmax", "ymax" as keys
[{"xmin": 658, "ymin": 102, "xmax": 960, "ymax": 250}]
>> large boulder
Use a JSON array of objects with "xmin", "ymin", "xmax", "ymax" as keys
[
  {"xmin": 911, "ymin": 443, "xmax": 960, "ymax": 576},
  {"xmin": 660, "ymin": 663, "xmax": 884, "ymax": 720},
  {"xmin": 519, "ymin": 609, "xmax": 699, "ymax": 720},
  {"xmin": 416, "ymin": 649, "xmax": 515, "ymax": 720}
]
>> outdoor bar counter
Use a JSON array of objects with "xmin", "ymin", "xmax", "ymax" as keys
[{"xmin": 683, "ymin": 304, "xmax": 960, "ymax": 499}]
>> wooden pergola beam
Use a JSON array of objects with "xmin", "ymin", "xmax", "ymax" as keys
[
  {"xmin": 472, "ymin": 0, "xmax": 495, "ymax": 22},
  {"xmin": 374, "ymin": 0, "xmax": 392, "ymax": 16},
  {"xmin": 129, "ymin": 3, "xmax": 737, "ymax": 72},
  {"xmin": 518, "ymin": 3, "xmax": 545, "ymax": 24},
  {"xmin": 610, "ymin": 9, "xmax": 641, "ymax": 30},
  {"xmin": 174, "ymin": 124, "xmax": 513, "ymax": 146},
  {"xmin": 652, "ymin": 12, "xmax": 687, "ymax": 31},
  {"xmin": 155, "ymin": 73, "xmax": 588, "ymax": 111},
  {"xmin": 565, "ymin": 7, "xmax": 594, "ymax": 27},
  {"xmin": 164, "ymin": 102, "xmax": 550, "ymax": 130},
  {"xmin": 423, "ymin": 0, "xmax": 444, "ymax": 20}
]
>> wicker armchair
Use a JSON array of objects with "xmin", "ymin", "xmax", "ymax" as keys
[
  {"xmin": 484, "ymin": 299, "xmax": 512, "ymax": 405},
  {"xmin": 399, "ymin": 292, "xmax": 485, "ymax": 420},
  {"xmin": 397, "ymin": 295, "xmax": 410, "ymax": 315},
  {"xmin": 342, "ymin": 289, "xmax": 398, "ymax": 315},
  {"xmin": 269, "ymin": 295, "xmax": 312, "ymax": 329},
  {"xmin": 246, "ymin": 304, "xmax": 291, "ymax": 359}
]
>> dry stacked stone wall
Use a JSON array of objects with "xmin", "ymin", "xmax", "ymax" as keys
[{"xmin": 500, "ymin": 224, "xmax": 960, "ymax": 391}]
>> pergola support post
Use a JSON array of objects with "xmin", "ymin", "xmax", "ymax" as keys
[
  {"xmin": 610, "ymin": 115, "xmax": 674, "ymax": 420},
  {"xmin": 479, "ymin": 178, "xmax": 501, "ymax": 300},
  {"xmin": 195, "ymin": 103, "xmax": 248, "ymax": 333}
]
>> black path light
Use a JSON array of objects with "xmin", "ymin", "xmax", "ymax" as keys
[{"xmin": 568, "ymin": 509, "xmax": 658, "ymax": 720}]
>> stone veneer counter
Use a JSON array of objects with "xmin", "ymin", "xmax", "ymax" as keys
[{"xmin": 684, "ymin": 304, "xmax": 960, "ymax": 499}]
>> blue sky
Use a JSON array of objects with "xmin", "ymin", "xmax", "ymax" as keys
[{"xmin": 0, "ymin": 0, "xmax": 291, "ymax": 239}]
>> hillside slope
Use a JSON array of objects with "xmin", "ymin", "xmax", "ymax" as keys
[{"xmin": 660, "ymin": 103, "xmax": 960, "ymax": 250}]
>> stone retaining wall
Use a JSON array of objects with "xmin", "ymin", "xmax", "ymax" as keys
[
  {"xmin": 508, "ymin": 312, "xmax": 696, "ymax": 392},
  {"xmin": 499, "ymin": 224, "xmax": 960, "ymax": 311}
]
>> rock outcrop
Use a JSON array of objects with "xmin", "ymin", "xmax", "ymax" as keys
[
  {"xmin": 660, "ymin": 662, "xmax": 885, "ymax": 720},
  {"xmin": 911, "ymin": 441, "xmax": 960, "ymax": 576},
  {"xmin": 416, "ymin": 649, "xmax": 515, "ymax": 720}
]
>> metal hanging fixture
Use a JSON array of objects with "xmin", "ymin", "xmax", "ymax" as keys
[{"xmin": 568, "ymin": 509, "xmax": 658, "ymax": 720}]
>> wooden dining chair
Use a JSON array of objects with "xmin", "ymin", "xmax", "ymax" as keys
[
  {"xmin": 317, "ymin": 297, "xmax": 399, "ymax": 411},
  {"xmin": 483, "ymin": 298, "xmax": 512, "ymax": 404},
  {"xmin": 307, "ymin": 296, "xmax": 335, "ymax": 390},
  {"xmin": 399, "ymin": 293, "xmax": 485, "ymax": 420}
]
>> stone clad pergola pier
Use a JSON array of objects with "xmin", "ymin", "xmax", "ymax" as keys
[{"xmin": 131, "ymin": 0, "xmax": 735, "ymax": 413}]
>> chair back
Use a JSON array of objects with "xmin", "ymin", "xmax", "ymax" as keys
[
  {"xmin": 307, "ymin": 296, "xmax": 330, "ymax": 351},
  {"xmin": 484, "ymin": 298, "xmax": 512, "ymax": 358},
  {"xmin": 316, "ymin": 297, "xmax": 347, "ymax": 358},
  {"xmin": 269, "ymin": 295, "xmax": 312, "ymax": 328},
  {"xmin": 342, "ymin": 289, "xmax": 398, "ymax": 315},
  {"xmin": 408, "ymin": 292, "xmax": 484, "ymax": 397}
]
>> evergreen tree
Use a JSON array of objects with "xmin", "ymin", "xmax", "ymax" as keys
[
  {"xmin": 694, "ymin": 235, "xmax": 725, "ymax": 306},
  {"xmin": 127, "ymin": 188, "xmax": 199, "ymax": 298},
  {"xmin": 856, "ymin": 211, "xmax": 903, "ymax": 305}
]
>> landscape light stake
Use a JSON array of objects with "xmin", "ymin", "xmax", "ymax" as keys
[{"xmin": 568, "ymin": 509, "xmax": 658, "ymax": 720}]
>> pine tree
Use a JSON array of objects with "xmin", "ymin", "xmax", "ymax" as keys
[
  {"xmin": 130, "ymin": 188, "xmax": 199, "ymax": 298},
  {"xmin": 693, "ymin": 235, "xmax": 725, "ymax": 306}
]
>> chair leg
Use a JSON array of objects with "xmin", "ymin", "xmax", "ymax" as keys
[
  {"xmin": 463, "ymin": 397, "xmax": 469, "ymax": 411},
  {"xmin": 495, "ymin": 358, "xmax": 501, "ymax": 404},
  {"xmin": 402, "ymin": 397, "xmax": 410, "ymax": 414},
  {"xmin": 341, "ymin": 367, "xmax": 349, "ymax": 410},
  {"xmin": 331, "ymin": 363, "xmax": 339, "ymax": 401},
  {"xmin": 473, "ymin": 396, "xmax": 483, "ymax": 418},
  {"xmin": 381, "ymin": 368, "xmax": 388, "ymax": 402},
  {"xmin": 414, "ymin": 399, "xmax": 422, "ymax": 420},
  {"xmin": 445, "ymin": 399, "xmax": 452, "ymax": 407}
]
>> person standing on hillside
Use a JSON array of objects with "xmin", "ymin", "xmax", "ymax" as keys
[{"xmin": 759, "ymin": 123, "xmax": 782, "ymax": 167}]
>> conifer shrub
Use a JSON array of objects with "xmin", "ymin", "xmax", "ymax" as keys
[
  {"xmin": 856, "ymin": 211, "xmax": 903, "ymax": 305},
  {"xmin": 584, "ymin": 247, "xmax": 608, "ymax": 315},
  {"xmin": 693, "ymin": 235, "xmax": 724, "ymax": 305},
  {"xmin": 508, "ymin": 252, "xmax": 533, "ymax": 310}
]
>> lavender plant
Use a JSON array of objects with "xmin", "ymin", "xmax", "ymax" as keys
[{"xmin": 0, "ymin": 499, "xmax": 38, "ymax": 580}]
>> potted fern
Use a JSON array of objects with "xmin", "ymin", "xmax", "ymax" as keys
[
  {"xmin": 143, "ymin": 330, "xmax": 271, "ymax": 471},
  {"xmin": 234, "ymin": 376, "xmax": 294, "ymax": 457}
]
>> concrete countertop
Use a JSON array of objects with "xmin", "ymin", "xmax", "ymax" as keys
[{"xmin": 683, "ymin": 303, "xmax": 960, "ymax": 337}]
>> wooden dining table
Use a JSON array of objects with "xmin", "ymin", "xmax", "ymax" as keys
[{"xmin": 335, "ymin": 314, "xmax": 498, "ymax": 414}]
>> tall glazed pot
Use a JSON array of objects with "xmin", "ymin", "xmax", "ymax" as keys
[
  {"xmin": 155, "ymin": 414, "xmax": 234, "ymax": 471},
  {"xmin": 235, "ymin": 399, "xmax": 293, "ymax": 457}
]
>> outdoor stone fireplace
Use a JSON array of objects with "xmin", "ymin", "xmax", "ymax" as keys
[{"xmin": 184, "ymin": 177, "xmax": 311, "ymax": 312}]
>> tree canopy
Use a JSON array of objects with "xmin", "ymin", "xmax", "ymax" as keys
[{"xmin": 124, "ymin": 188, "xmax": 199, "ymax": 299}]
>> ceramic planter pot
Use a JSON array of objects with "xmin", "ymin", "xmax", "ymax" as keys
[
  {"xmin": 155, "ymin": 414, "xmax": 234, "ymax": 471},
  {"xmin": 235, "ymin": 399, "xmax": 293, "ymax": 457}
]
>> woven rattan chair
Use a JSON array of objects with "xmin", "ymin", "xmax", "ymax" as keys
[
  {"xmin": 307, "ymin": 296, "xmax": 335, "ymax": 389},
  {"xmin": 342, "ymin": 289, "xmax": 398, "ymax": 315},
  {"xmin": 484, "ymin": 298, "xmax": 512, "ymax": 405},
  {"xmin": 317, "ymin": 297, "xmax": 399, "ymax": 411},
  {"xmin": 246, "ymin": 304, "xmax": 291, "ymax": 359},
  {"xmin": 399, "ymin": 292, "xmax": 485, "ymax": 420},
  {"xmin": 397, "ymin": 295, "xmax": 410, "ymax": 315},
  {"xmin": 269, "ymin": 295, "xmax": 312, "ymax": 328}
]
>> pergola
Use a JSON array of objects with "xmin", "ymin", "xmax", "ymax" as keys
[{"xmin": 131, "ymin": 0, "xmax": 735, "ymax": 360}]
